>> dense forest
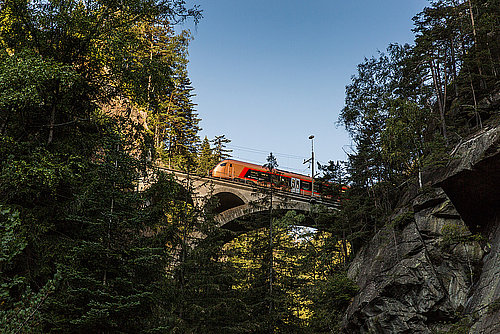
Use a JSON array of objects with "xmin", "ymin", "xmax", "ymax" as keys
[{"xmin": 0, "ymin": 0, "xmax": 498, "ymax": 333}]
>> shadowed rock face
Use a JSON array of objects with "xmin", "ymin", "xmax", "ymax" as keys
[
  {"xmin": 437, "ymin": 126, "xmax": 500, "ymax": 333},
  {"xmin": 467, "ymin": 219, "xmax": 500, "ymax": 334},
  {"xmin": 342, "ymin": 125, "xmax": 500, "ymax": 333},
  {"xmin": 344, "ymin": 190, "xmax": 483, "ymax": 333},
  {"xmin": 437, "ymin": 126, "xmax": 500, "ymax": 234}
]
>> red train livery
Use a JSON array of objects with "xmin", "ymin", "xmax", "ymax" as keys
[{"xmin": 211, "ymin": 159, "xmax": 322, "ymax": 197}]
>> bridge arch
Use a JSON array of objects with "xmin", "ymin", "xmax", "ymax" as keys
[
  {"xmin": 212, "ymin": 191, "xmax": 246, "ymax": 214},
  {"xmin": 212, "ymin": 186, "xmax": 251, "ymax": 202},
  {"xmin": 215, "ymin": 201, "xmax": 313, "ymax": 228}
]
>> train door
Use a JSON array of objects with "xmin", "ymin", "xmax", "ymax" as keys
[
  {"xmin": 291, "ymin": 178, "xmax": 300, "ymax": 193},
  {"xmin": 229, "ymin": 163, "xmax": 233, "ymax": 179}
]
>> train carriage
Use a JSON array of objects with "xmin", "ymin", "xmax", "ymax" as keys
[{"xmin": 211, "ymin": 159, "xmax": 322, "ymax": 197}]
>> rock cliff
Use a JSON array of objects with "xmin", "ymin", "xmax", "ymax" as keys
[{"xmin": 343, "ymin": 124, "xmax": 500, "ymax": 333}]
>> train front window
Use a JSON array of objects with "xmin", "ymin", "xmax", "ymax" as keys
[{"xmin": 220, "ymin": 163, "xmax": 227, "ymax": 167}]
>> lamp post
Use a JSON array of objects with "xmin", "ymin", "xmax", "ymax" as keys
[{"xmin": 309, "ymin": 135, "xmax": 314, "ymax": 197}]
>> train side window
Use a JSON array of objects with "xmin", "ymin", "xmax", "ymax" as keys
[
  {"xmin": 259, "ymin": 171, "xmax": 268, "ymax": 181},
  {"xmin": 276, "ymin": 175, "xmax": 289, "ymax": 186},
  {"xmin": 245, "ymin": 169, "xmax": 259, "ymax": 180},
  {"xmin": 301, "ymin": 181, "xmax": 311, "ymax": 191}
]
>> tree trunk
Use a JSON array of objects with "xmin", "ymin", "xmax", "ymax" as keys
[
  {"xmin": 47, "ymin": 101, "xmax": 57, "ymax": 144},
  {"xmin": 487, "ymin": 41, "xmax": 498, "ymax": 78},
  {"xmin": 429, "ymin": 57, "xmax": 448, "ymax": 143},
  {"xmin": 467, "ymin": 0, "xmax": 486, "ymax": 88},
  {"xmin": 1, "ymin": 113, "xmax": 9, "ymax": 135},
  {"xmin": 104, "ymin": 144, "xmax": 119, "ymax": 285},
  {"xmin": 467, "ymin": 0, "xmax": 478, "ymax": 45},
  {"xmin": 469, "ymin": 71, "xmax": 482, "ymax": 128},
  {"xmin": 451, "ymin": 38, "xmax": 459, "ymax": 98},
  {"xmin": 47, "ymin": 84, "xmax": 61, "ymax": 145},
  {"xmin": 163, "ymin": 93, "xmax": 174, "ymax": 151}
]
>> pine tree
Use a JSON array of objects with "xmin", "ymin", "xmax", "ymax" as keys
[
  {"xmin": 197, "ymin": 136, "xmax": 216, "ymax": 175},
  {"xmin": 211, "ymin": 134, "xmax": 233, "ymax": 163},
  {"xmin": 162, "ymin": 74, "xmax": 201, "ymax": 169},
  {"xmin": 264, "ymin": 152, "xmax": 278, "ymax": 330},
  {"xmin": 128, "ymin": 21, "xmax": 201, "ymax": 170}
]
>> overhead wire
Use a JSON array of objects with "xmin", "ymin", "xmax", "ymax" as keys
[
  {"xmin": 226, "ymin": 144, "xmax": 309, "ymax": 160},
  {"xmin": 226, "ymin": 144, "xmax": 334, "ymax": 175},
  {"xmin": 228, "ymin": 144, "xmax": 328, "ymax": 162},
  {"xmin": 229, "ymin": 153, "xmax": 311, "ymax": 174}
]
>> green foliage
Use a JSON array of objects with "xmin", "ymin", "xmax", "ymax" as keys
[
  {"xmin": 144, "ymin": 28, "xmax": 201, "ymax": 168},
  {"xmin": 143, "ymin": 171, "xmax": 258, "ymax": 333},
  {"xmin": 220, "ymin": 209, "xmax": 358, "ymax": 333},
  {"xmin": 0, "ymin": 272, "xmax": 61, "ymax": 334},
  {"xmin": 0, "ymin": 205, "xmax": 33, "ymax": 333},
  {"xmin": 308, "ymin": 272, "xmax": 359, "ymax": 333},
  {"xmin": 0, "ymin": 0, "xmax": 202, "ymax": 332},
  {"xmin": 437, "ymin": 315, "xmax": 474, "ymax": 334},
  {"xmin": 412, "ymin": 0, "xmax": 500, "ymax": 134},
  {"xmin": 168, "ymin": 232, "xmax": 255, "ymax": 333},
  {"xmin": 441, "ymin": 221, "xmax": 483, "ymax": 246},
  {"xmin": 0, "ymin": 205, "xmax": 26, "ymax": 267},
  {"xmin": 337, "ymin": 0, "xmax": 499, "ymax": 256},
  {"xmin": 211, "ymin": 134, "xmax": 232, "ymax": 163},
  {"xmin": 1, "ymin": 0, "xmax": 497, "ymax": 332},
  {"xmin": 389, "ymin": 210, "xmax": 415, "ymax": 230},
  {"xmin": 0, "ymin": 49, "xmax": 76, "ymax": 110},
  {"xmin": 317, "ymin": 160, "xmax": 347, "ymax": 198},
  {"xmin": 39, "ymin": 137, "xmax": 163, "ymax": 332},
  {"xmin": 196, "ymin": 136, "xmax": 217, "ymax": 175}
]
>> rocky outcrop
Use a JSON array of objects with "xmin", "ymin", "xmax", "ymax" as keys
[
  {"xmin": 343, "ymin": 124, "xmax": 500, "ymax": 333},
  {"xmin": 344, "ymin": 190, "xmax": 483, "ymax": 333},
  {"xmin": 437, "ymin": 125, "xmax": 500, "ymax": 233},
  {"xmin": 467, "ymin": 219, "xmax": 500, "ymax": 334}
]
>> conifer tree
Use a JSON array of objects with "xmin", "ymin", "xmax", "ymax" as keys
[
  {"xmin": 211, "ymin": 134, "xmax": 233, "ymax": 162},
  {"xmin": 264, "ymin": 152, "xmax": 278, "ymax": 328},
  {"xmin": 129, "ymin": 21, "xmax": 201, "ymax": 170},
  {"xmin": 163, "ymin": 74, "xmax": 201, "ymax": 169},
  {"xmin": 197, "ymin": 136, "xmax": 216, "ymax": 175}
]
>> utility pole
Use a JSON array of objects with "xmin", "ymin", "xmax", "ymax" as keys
[
  {"xmin": 309, "ymin": 135, "xmax": 315, "ymax": 197},
  {"xmin": 303, "ymin": 135, "xmax": 315, "ymax": 197}
]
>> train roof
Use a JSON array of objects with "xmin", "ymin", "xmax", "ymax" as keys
[{"xmin": 217, "ymin": 158, "xmax": 312, "ymax": 181}]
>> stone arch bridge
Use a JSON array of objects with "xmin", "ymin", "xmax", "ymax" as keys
[{"xmin": 146, "ymin": 167, "xmax": 338, "ymax": 229}]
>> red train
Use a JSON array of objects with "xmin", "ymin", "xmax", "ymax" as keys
[{"xmin": 211, "ymin": 159, "xmax": 324, "ymax": 197}]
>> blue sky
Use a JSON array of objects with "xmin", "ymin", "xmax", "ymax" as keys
[{"xmin": 178, "ymin": 0, "xmax": 429, "ymax": 175}]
